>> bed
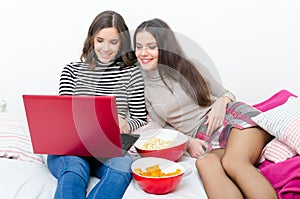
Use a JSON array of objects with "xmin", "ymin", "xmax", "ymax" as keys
[
  {"xmin": 1, "ymin": 89, "xmax": 299, "ymax": 199},
  {"xmin": 0, "ymin": 107, "xmax": 208, "ymax": 199}
]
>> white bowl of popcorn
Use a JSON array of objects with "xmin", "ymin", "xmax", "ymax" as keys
[{"xmin": 134, "ymin": 129, "xmax": 188, "ymax": 161}]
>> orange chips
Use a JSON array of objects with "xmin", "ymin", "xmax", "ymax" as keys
[{"xmin": 134, "ymin": 164, "xmax": 181, "ymax": 177}]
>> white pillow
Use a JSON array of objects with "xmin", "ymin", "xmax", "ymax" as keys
[
  {"xmin": 0, "ymin": 113, "xmax": 45, "ymax": 164},
  {"xmin": 251, "ymin": 97, "xmax": 300, "ymax": 154}
]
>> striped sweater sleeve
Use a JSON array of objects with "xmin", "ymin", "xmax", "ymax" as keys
[
  {"xmin": 126, "ymin": 66, "xmax": 147, "ymax": 132},
  {"xmin": 59, "ymin": 63, "xmax": 76, "ymax": 95}
]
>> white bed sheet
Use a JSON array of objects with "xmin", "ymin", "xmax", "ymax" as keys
[
  {"xmin": 0, "ymin": 155, "xmax": 207, "ymax": 199},
  {"xmin": 0, "ymin": 158, "xmax": 56, "ymax": 199}
]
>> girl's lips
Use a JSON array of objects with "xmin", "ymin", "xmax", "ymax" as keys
[
  {"xmin": 100, "ymin": 53, "xmax": 111, "ymax": 59},
  {"xmin": 140, "ymin": 58, "xmax": 152, "ymax": 65}
]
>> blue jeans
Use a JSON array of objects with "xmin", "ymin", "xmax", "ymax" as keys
[{"xmin": 47, "ymin": 154, "xmax": 133, "ymax": 199}]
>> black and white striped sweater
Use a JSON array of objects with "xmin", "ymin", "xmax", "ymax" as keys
[{"xmin": 59, "ymin": 61, "xmax": 147, "ymax": 132}]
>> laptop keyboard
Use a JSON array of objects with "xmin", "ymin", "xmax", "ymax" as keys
[{"xmin": 121, "ymin": 134, "xmax": 140, "ymax": 151}]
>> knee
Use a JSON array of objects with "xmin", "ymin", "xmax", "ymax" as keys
[
  {"xmin": 106, "ymin": 155, "xmax": 133, "ymax": 173},
  {"xmin": 106, "ymin": 155, "xmax": 133, "ymax": 182},
  {"xmin": 196, "ymin": 156, "xmax": 210, "ymax": 171},
  {"xmin": 47, "ymin": 155, "xmax": 90, "ymax": 183},
  {"xmin": 196, "ymin": 153, "xmax": 221, "ymax": 173},
  {"xmin": 221, "ymin": 154, "xmax": 241, "ymax": 177},
  {"xmin": 92, "ymin": 155, "xmax": 133, "ymax": 182}
]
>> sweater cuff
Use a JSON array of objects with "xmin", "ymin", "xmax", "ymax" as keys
[{"xmin": 223, "ymin": 90, "xmax": 236, "ymax": 102}]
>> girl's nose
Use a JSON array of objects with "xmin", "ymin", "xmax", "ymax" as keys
[
  {"xmin": 141, "ymin": 47, "xmax": 148, "ymax": 56},
  {"xmin": 102, "ymin": 42, "xmax": 110, "ymax": 51}
]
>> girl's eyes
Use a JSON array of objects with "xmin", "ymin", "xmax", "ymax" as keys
[
  {"xmin": 136, "ymin": 45, "xmax": 143, "ymax": 50},
  {"xmin": 96, "ymin": 38, "xmax": 103, "ymax": 43},
  {"xmin": 96, "ymin": 38, "xmax": 119, "ymax": 45},
  {"xmin": 148, "ymin": 45, "xmax": 157, "ymax": 49},
  {"xmin": 136, "ymin": 44, "xmax": 157, "ymax": 50},
  {"xmin": 110, "ymin": 40, "xmax": 119, "ymax": 45}
]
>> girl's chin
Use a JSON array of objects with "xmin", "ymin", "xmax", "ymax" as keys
[
  {"xmin": 140, "ymin": 64, "xmax": 157, "ymax": 71},
  {"xmin": 141, "ymin": 66, "xmax": 153, "ymax": 71},
  {"xmin": 98, "ymin": 58, "xmax": 112, "ymax": 64}
]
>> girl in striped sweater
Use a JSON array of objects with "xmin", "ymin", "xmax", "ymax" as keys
[{"xmin": 47, "ymin": 10, "xmax": 147, "ymax": 199}]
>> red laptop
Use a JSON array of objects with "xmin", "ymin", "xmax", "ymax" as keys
[{"xmin": 22, "ymin": 95, "xmax": 138, "ymax": 157}]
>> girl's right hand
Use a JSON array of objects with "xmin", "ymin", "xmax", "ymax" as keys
[{"xmin": 118, "ymin": 116, "xmax": 130, "ymax": 134}]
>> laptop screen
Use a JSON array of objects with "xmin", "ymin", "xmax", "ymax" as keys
[{"xmin": 23, "ymin": 95, "xmax": 123, "ymax": 157}]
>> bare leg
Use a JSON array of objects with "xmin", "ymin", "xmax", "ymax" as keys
[
  {"xmin": 222, "ymin": 127, "xmax": 278, "ymax": 199},
  {"xmin": 196, "ymin": 149, "xmax": 243, "ymax": 199}
]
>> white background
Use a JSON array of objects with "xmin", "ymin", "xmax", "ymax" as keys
[{"xmin": 1, "ymin": 0, "xmax": 299, "ymax": 115}]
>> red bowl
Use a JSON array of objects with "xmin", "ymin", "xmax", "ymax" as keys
[
  {"xmin": 131, "ymin": 157, "xmax": 185, "ymax": 194},
  {"xmin": 134, "ymin": 129, "xmax": 188, "ymax": 162}
]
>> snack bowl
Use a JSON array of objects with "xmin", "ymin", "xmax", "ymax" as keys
[
  {"xmin": 134, "ymin": 129, "xmax": 188, "ymax": 162},
  {"xmin": 131, "ymin": 157, "xmax": 185, "ymax": 194}
]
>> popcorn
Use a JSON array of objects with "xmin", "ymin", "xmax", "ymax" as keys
[{"xmin": 142, "ymin": 138, "xmax": 173, "ymax": 150}]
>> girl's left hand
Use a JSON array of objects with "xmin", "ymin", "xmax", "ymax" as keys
[
  {"xmin": 118, "ymin": 116, "xmax": 130, "ymax": 134},
  {"xmin": 205, "ymin": 96, "xmax": 230, "ymax": 135},
  {"xmin": 187, "ymin": 137, "xmax": 208, "ymax": 158}
]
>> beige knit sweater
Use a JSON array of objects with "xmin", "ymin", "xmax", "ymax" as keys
[{"xmin": 142, "ymin": 60, "xmax": 235, "ymax": 137}]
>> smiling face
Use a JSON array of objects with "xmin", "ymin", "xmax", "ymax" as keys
[
  {"xmin": 93, "ymin": 27, "xmax": 121, "ymax": 64},
  {"xmin": 135, "ymin": 31, "xmax": 159, "ymax": 71}
]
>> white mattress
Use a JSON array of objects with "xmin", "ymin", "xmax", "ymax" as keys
[{"xmin": 0, "ymin": 155, "xmax": 208, "ymax": 199}]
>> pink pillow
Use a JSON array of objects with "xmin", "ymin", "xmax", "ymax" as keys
[
  {"xmin": 253, "ymin": 89, "xmax": 297, "ymax": 112},
  {"xmin": 258, "ymin": 138, "xmax": 297, "ymax": 163}
]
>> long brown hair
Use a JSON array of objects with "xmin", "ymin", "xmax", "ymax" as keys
[
  {"xmin": 133, "ymin": 18, "xmax": 211, "ymax": 107},
  {"xmin": 80, "ymin": 10, "xmax": 136, "ymax": 69}
]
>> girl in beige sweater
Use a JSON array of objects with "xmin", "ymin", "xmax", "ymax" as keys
[{"xmin": 133, "ymin": 18, "xmax": 277, "ymax": 199}]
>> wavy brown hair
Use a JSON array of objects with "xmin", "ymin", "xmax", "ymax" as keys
[
  {"xmin": 80, "ymin": 10, "xmax": 136, "ymax": 69},
  {"xmin": 133, "ymin": 18, "xmax": 211, "ymax": 107}
]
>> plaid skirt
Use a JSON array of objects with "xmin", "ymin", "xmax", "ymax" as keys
[{"xmin": 196, "ymin": 101, "xmax": 261, "ymax": 152}]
